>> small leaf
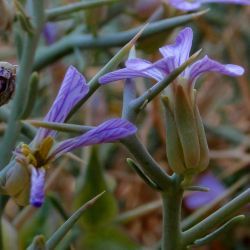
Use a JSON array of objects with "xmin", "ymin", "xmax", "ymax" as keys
[
  {"xmin": 46, "ymin": 191, "xmax": 105, "ymax": 250},
  {"xmin": 126, "ymin": 158, "xmax": 162, "ymax": 190},
  {"xmin": 75, "ymin": 147, "xmax": 118, "ymax": 228}
]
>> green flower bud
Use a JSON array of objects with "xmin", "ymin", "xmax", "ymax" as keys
[
  {"xmin": 0, "ymin": 161, "xmax": 30, "ymax": 206},
  {"xmin": 162, "ymin": 84, "xmax": 209, "ymax": 176}
]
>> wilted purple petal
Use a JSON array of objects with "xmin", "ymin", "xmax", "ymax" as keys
[
  {"xmin": 43, "ymin": 22, "xmax": 58, "ymax": 45},
  {"xmin": 50, "ymin": 119, "xmax": 137, "ymax": 160},
  {"xmin": 30, "ymin": 167, "xmax": 46, "ymax": 207},
  {"xmin": 99, "ymin": 59, "xmax": 164, "ymax": 84},
  {"xmin": 185, "ymin": 172, "xmax": 226, "ymax": 210},
  {"xmin": 33, "ymin": 66, "xmax": 89, "ymax": 144},
  {"xmin": 159, "ymin": 27, "xmax": 193, "ymax": 77},
  {"xmin": 189, "ymin": 55, "xmax": 244, "ymax": 86}
]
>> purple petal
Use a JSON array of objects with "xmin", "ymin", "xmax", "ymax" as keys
[
  {"xmin": 168, "ymin": 0, "xmax": 250, "ymax": 11},
  {"xmin": 202, "ymin": 0, "xmax": 250, "ymax": 5},
  {"xmin": 168, "ymin": 0, "xmax": 201, "ymax": 11},
  {"xmin": 185, "ymin": 172, "xmax": 226, "ymax": 210},
  {"xmin": 43, "ymin": 22, "xmax": 58, "ymax": 45},
  {"xmin": 30, "ymin": 167, "xmax": 46, "ymax": 207},
  {"xmin": 159, "ymin": 27, "xmax": 193, "ymax": 77},
  {"xmin": 33, "ymin": 66, "xmax": 89, "ymax": 144},
  {"xmin": 50, "ymin": 119, "xmax": 137, "ymax": 160},
  {"xmin": 189, "ymin": 55, "xmax": 244, "ymax": 86},
  {"xmin": 99, "ymin": 58, "xmax": 164, "ymax": 84}
]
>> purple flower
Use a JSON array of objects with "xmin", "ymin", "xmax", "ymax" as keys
[
  {"xmin": 99, "ymin": 27, "xmax": 244, "ymax": 86},
  {"xmin": 15, "ymin": 66, "xmax": 137, "ymax": 207},
  {"xmin": 184, "ymin": 172, "xmax": 226, "ymax": 210},
  {"xmin": 42, "ymin": 22, "xmax": 58, "ymax": 45},
  {"xmin": 99, "ymin": 27, "xmax": 243, "ymax": 176},
  {"xmin": 167, "ymin": 0, "xmax": 250, "ymax": 11}
]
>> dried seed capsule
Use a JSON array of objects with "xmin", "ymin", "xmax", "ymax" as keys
[{"xmin": 0, "ymin": 62, "xmax": 17, "ymax": 106}]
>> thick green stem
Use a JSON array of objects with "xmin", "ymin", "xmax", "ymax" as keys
[
  {"xmin": 121, "ymin": 135, "xmax": 171, "ymax": 190},
  {"xmin": 34, "ymin": 11, "xmax": 206, "ymax": 70},
  {"xmin": 162, "ymin": 181, "xmax": 183, "ymax": 250},
  {"xmin": 0, "ymin": 0, "xmax": 44, "ymax": 167},
  {"xmin": 182, "ymin": 188, "xmax": 250, "ymax": 246}
]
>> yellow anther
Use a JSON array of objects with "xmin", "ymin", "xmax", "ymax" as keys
[
  {"xmin": 27, "ymin": 153, "xmax": 37, "ymax": 167},
  {"xmin": 21, "ymin": 144, "xmax": 32, "ymax": 156},
  {"xmin": 38, "ymin": 136, "xmax": 54, "ymax": 160}
]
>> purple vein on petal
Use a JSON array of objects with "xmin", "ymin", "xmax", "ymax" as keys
[
  {"xmin": 49, "ymin": 118, "xmax": 137, "ymax": 160},
  {"xmin": 33, "ymin": 66, "xmax": 89, "ymax": 144}
]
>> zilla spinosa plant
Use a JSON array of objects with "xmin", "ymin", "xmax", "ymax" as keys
[
  {"xmin": 0, "ymin": 0, "xmax": 248, "ymax": 246},
  {"xmin": 0, "ymin": 66, "xmax": 137, "ymax": 207},
  {"xmin": 99, "ymin": 27, "xmax": 244, "ymax": 180}
]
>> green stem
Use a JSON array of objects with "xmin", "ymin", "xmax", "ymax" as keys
[
  {"xmin": 0, "ymin": 0, "xmax": 45, "ymax": 167},
  {"xmin": 34, "ymin": 10, "xmax": 206, "ymax": 70},
  {"xmin": 182, "ymin": 188, "xmax": 250, "ymax": 247},
  {"xmin": 121, "ymin": 135, "xmax": 171, "ymax": 190},
  {"xmin": 162, "ymin": 179, "xmax": 183, "ymax": 250},
  {"xmin": 46, "ymin": 0, "xmax": 120, "ymax": 21}
]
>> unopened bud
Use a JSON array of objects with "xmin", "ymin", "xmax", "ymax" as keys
[
  {"xmin": 0, "ymin": 161, "xmax": 30, "ymax": 206},
  {"xmin": 162, "ymin": 84, "xmax": 209, "ymax": 176}
]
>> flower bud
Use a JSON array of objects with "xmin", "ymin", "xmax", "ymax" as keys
[
  {"xmin": 0, "ymin": 161, "xmax": 30, "ymax": 206},
  {"xmin": 162, "ymin": 84, "xmax": 209, "ymax": 176}
]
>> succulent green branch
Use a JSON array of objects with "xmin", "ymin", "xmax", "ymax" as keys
[
  {"xmin": 34, "ymin": 10, "xmax": 206, "ymax": 71},
  {"xmin": 0, "ymin": 0, "xmax": 45, "ymax": 167},
  {"xmin": 182, "ymin": 188, "xmax": 250, "ymax": 247},
  {"xmin": 46, "ymin": 0, "xmax": 120, "ymax": 21}
]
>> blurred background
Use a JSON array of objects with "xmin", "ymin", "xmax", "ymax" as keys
[{"xmin": 0, "ymin": 0, "xmax": 249, "ymax": 249}]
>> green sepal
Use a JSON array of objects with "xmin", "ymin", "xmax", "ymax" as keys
[
  {"xmin": 193, "ymin": 91, "xmax": 209, "ymax": 172},
  {"xmin": 162, "ymin": 95, "xmax": 186, "ymax": 174},
  {"xmin": 174, "ymin": 85, "xmax": 200, "ymax": 169}
]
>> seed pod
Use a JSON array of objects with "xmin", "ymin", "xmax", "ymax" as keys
[{"xmin": 0, "ymin": 62, "xmax": 17, "ymax": 106}]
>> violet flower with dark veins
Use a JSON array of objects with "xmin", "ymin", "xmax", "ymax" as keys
[
  {"xmin": 99, "ymin": 27, "xmax": 244, "ymax": 86},
  {"xmin": 12, "ymin": 66, "xmax": 137, "ymax": 207},
  {"xmin": 99, "ymin": 27, "xmax": 244, "ymax": 178},
  {"xmin": 167, "ymin": 0, "xmax": 250, "ymax": 11}
]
